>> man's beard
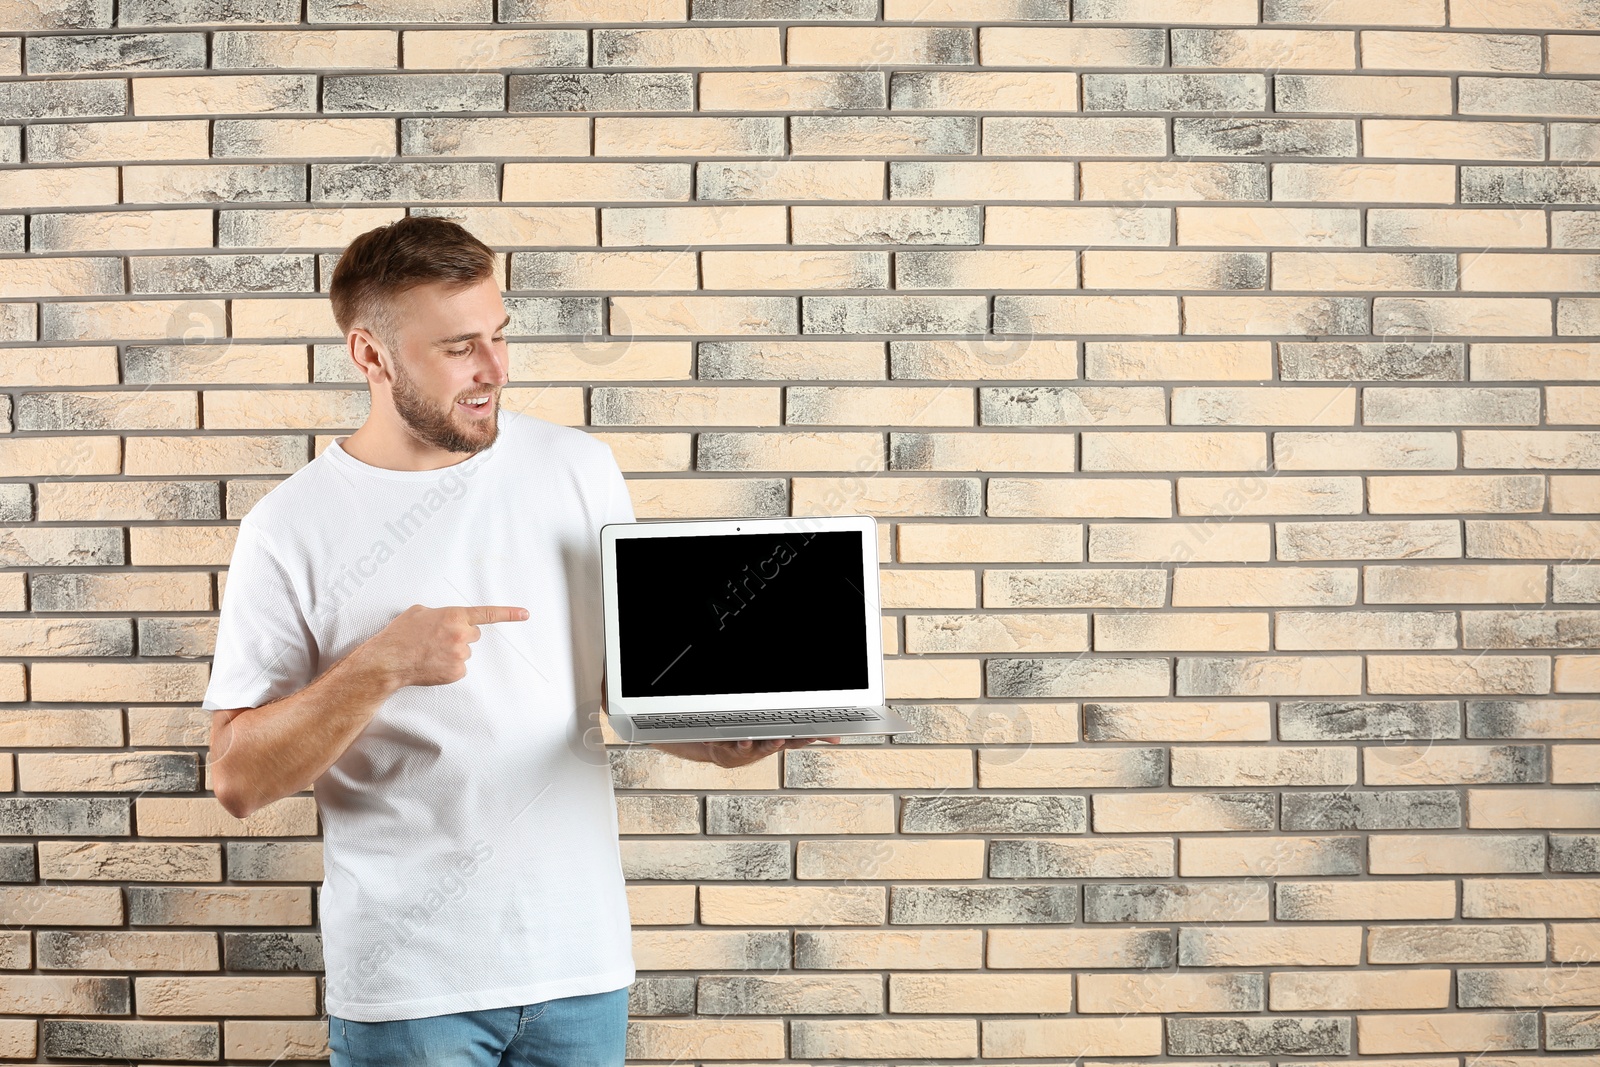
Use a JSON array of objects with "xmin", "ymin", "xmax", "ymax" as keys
[{"xmin": 390, "ymin": 355, "xmax": 498, "ymax": 455}]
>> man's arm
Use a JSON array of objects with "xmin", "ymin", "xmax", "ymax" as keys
[{"xmin": 210, "ymin": 603, "xmax": 528, "ymax": 820}]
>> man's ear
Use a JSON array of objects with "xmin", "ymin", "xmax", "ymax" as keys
[{"xmin": 349, "ymin": 327, "xmax": 392, "ymax": 385}]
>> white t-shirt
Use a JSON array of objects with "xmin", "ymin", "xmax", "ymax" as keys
[{"xmin": 202, "ymin": 407, "xmax": 637, "ymax": 1022}]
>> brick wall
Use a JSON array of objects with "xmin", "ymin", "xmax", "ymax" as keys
[{"xmin": 2, "ymin": 0, "xmax": 1599, "ymax": 1062}]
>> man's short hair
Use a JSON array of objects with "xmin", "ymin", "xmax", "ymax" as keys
[{"xmin": 329, "ymin": 216, "xmax": 498, "ymax": 352}]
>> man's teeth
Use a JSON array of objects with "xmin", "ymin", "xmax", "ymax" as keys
[{"xmin": 462, "ymin": 397, "xmax": 489, "ymax": 405}]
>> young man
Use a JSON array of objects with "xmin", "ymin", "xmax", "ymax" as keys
[{"xmin": 203, "ymin": 216, "xmax": 839, "ymax": 1066}]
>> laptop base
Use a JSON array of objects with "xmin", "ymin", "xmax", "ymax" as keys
[{"xmin": 609, "ymin": 704, "xmax": 913, "ymax": 744}]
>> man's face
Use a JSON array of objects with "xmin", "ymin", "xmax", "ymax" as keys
[{"xmin": 380, "ymin": 275, "xmax": 510, "ymax": 456}]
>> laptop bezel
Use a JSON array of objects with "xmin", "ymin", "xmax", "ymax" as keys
[{"xmin": 599, "ymin": 514, "xmax": 884, "ymax": 718}]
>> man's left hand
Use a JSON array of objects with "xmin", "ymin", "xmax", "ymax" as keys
[{"xmin": 703, "ymin": 736, "xmax": 841, "ymax": 768}]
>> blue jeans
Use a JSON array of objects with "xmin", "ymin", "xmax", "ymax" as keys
[{"xmin": 329, "ymin": 986, "xmax": 629, "ymax": 1067}]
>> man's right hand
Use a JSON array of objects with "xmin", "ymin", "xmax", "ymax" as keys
[{"xmin": 359, "ymin": 604, "xmax": 530, "ymax": 689}]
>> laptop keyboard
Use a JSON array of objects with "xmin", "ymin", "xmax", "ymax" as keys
[{"xmin": 632, "ymin": 708, "xmax": 881, "ymax": 730}]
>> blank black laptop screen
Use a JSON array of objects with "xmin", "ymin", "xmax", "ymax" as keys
[{"xmin": 615, "ymin": 529, "xmax": 869, "ymax": 699}]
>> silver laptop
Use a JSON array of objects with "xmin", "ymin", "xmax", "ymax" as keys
[{"xmin": 599, "ymin": 514, "xmax": 913, "ymax": 743}]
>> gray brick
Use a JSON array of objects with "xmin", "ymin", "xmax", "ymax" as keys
[
  {"xmin": 1549, "ymin": 1013, "xmax": 1600, "ymax": 1051},
  {"xmin": 1279, "ymin": 700, "xmax": 1461, "ymax": 740},
  {"xmin": 979, "ymin": 385, "xmax": 1161, "ymax": 426},
  {"xmin": 1464, "ymin": 166, "xmax": 1600, "ymax": 205},
  {"xmin": 25, "ymin": 32, "xmax": 205, "ymax": 73},
  {"xmin": 43, "ymin": 1020, "xmax": 218, "ymax": 1061},
  {"xmin": 323, "ymin": 73, "xmax": 503, "ymax": 112},
  {"xmin": 222, "ymin": 932, "xmax": 323, "ymax": 971},
  {"xmin": 1367, "ymin": 923, "xmax": 1546, "ymax": 964},
  {"xmin": 994, "ymin": 655, "xmax": 1170, "ymax": 698},
  {"xmin": 510, "ymin": 73, "xmax": 692, "ymax": 112},
  {"xmin": 225, "ymin": 841, "xmax": 324, "ymax": 881},
  {"xmin": 130, "ymin": 254, "xmax": 314, "ymax": 295},
  {"xmin": 901, "ymin": 793, "xmax": 1087, "ymax": 834},
  {"xmin": 1281, "ymin": 788, "xmax": 1461, "ymax": 831},
  {"xmin": 890, "ymin": 883, "xmax": 1079, "ymax": 925},
  {"xmin": 0, "ymin": 125, "xmax": 17, "ymax": 164},
  {"xmin": 6, "ymin": 0, "xmax": 112, "ymax": 27},
  {"xmin": 699, "ymin": 341, "xmax": 885, "ymax": 380},
  {"xmin": 135, "ymin": 161, "xmax": 306, "ymax": 203},
  {"xmin": 0, "ymin": 526, "xmax": 123, "ymax": 566},
  {"xmin": 121, "ymin": 0, "xmax": 296, "ymax": 20},
  {"xmin": 1276, "ymin": 519, "xmax": 1464, "ymax": 563},
  {"xmin": 311, "ymin": 162, "xmax": 497, "ymax": 202},
  {"xmin": 1463, "ymin": 609, "xmax": 1600, "ymax": 649},
  {"xmin": 1085, "ymin": 881, "xmax": 1269, "ymax": 923},
  {"xmin": 505, "ymin": 296, "xmax": 604, "ymax": 336},
  {"xmin": 137, "ymin": 617, "xmax": 216, "ymax": 657},
  {"xmin": 992, "ymin": 838, "xmax": 1176, "ymax": 879},
  {"xmin": 697, "ymin": 974, "xmax": 883, "ymax": 1015},
  {"xmin": 985, "ymin": 569, "xmax": 1166, "ymax": 609},
  {"xmin": 308, "ymin": 0, "xmax": 489, "ymax": 18},
  {"xmin": 0, "ymin": 613, "xmax": 131, "ymax": 656},
  {"xmin": 1167, "ymin": 1016, "xmax": 1351, "ymax": 1057},
  {"xmin": 0, "ymin": 798, "xmax": 128, "ymax": 836},
  {"xmin": 693, "ymin": 930, "xmax": 789, "ymax": 969},
  {"xmin": 803, "ymin": 295, "xmax": 986, "ymax": 335},
  {"xmin": 622, "ymin": 841, "xmax": 789, "ymax": 881},
  {"xmin": 0, "ymin": 486, "xmax": 28, "ymax": 524},
  {"xmin": 0, "ymin": 215, "xmax": 22, "ymax": 252},
  {"xmin": 1462, "ymin": 77, "xmax": 1600, "ymax": 119},
  {"xmin": 1552, "ymin": 834, "xmax": 1600, "ymax": 873},
  {"xmin": 628, "ymin": 976, "xmax": 695, "ymax": 1015},
  {"xmin": 1279, "ymin": 341, "xmax": 1465, "ymax": 382},
  {"xmin": 690, "ymin": 0, "xmax": 878, "ymax": 15},
  {"xmin": 0, "ymin": 843, "xmax": 35, "ymax": 883},
  {"xmin": 1364, "ymin": 387, "xmax": 1541, "ymax": 426},
  {"xmin": 792, "ymin": 206, "xmax": 980, "ymax": 246},
  {"xmin": 1085, "ymin": 73, "xmax": 1266, "ymax": 113},
  {"xmin": 1175, "ymin": 118, "xmax": 1356, "ymax": 157},
  {"xmin": 984, "ymin": 116, "xmax": 1168, "ymax": 157},
  {"xmin": 0, "ymin": 78, "xmax": 125, "ymax": 120}
]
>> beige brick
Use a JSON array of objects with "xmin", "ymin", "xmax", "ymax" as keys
[
  {"xmin": 1367, "ymin": 832, "xmax": 1545, "ymax": 872},
  {"xmin": 502, "ymin": 162, "xmax": 688, "ymax": 203},
  {"xmin": 986, "ymin": 206, "xmax": 1168, "ymax": 246},
  {"xmin": 0, "ymin": 166, "xmax": 119, "ymax": 210},
  {"xmin": 698, "ymin": 71, "xmax": 882, "ymax": 111},
  {"xmin": 215, "ymin": 29, "xmax": 396, "ymax": 68},
  {"xmin": 787, "ymin": 385, "xmax": 973, "ymax": 427},
  {"xmin": 897, "ymin": 71, "xmax": 1077, "ymax": 111},
  {"xmin": 1368, "ymin": 654, "xmax": 1550, "ymax": 695},
  {"xmin": 892, "ymin": 973, "xmax": 1072, "ymax": 1014},
  {"xmin": 896, "ymin": 250, "xmax": 1078, "ymax": 291},
  {"xmin": 0, "ymin": 436, "xmax": 120, "ymax": 478},
  {"xmin": 1365, "ymin": 563, "xmax": 1545, "ymax": 604},
  {"xmin": 1464, "ymin": 254, "xmax": 1600, "ymax": 293},
  {"xmin": 999, "ymin": 295, "xmax": 1180, "ymax": 335},
  {"xmin": 1278, "ymin": 74, "xmax": 1451, "ymax": 114},
  {"xmin": 1365, "ymin": 119, "xmax": 1543, "ymax": 161},
  {"xmin": 897, "ymin": 522, "xmax": 1084, "ymax": 563},
  {"xmin": 982, "ymin": 747, "xmax": 1168, "ymax": 789},
  {"xmin": 30, "ymin": 119, "xmax": 210, "ymax": 164},
  {"xmin": 1082, "ymin": 431, "xmax": 1268, "ymax": 472},
  {"xmin": 595, "ymin": 116, "xmax": 783, "ymax": 157},
  {"xmin": 986, "ymin": 477, "xmax": 1172, "ymax": 518},
  {"xmin": 1368, "ymin": 208, "xmax": 1546, "ymax": 248},
  {"xmin": 702, "ymin": 251, "xmax": 886, "ymax": 291},
  {"xmin": 402, "ymin": 28, "xmax": 582, "ymax": 67},
  {"xmin": 1550, "ymin": 35, "xmax": 1600, "ymax": 74},
  {"xmin": 1077, "ymin": 0, "xmax": 1258, "ymax": 21},
  {"xmin": 136, "ymin": 796, "xmax": 318, "ymax": 837},
  {"xmin": 1180, "ymin": 925, "xmax": 1361, "ymax": 964},
  {"xmin": 609, "ymin": 296, "xmax": 794, "ymax": 336},
  {"xmin": 798, "ymin": 839, "xmax": 983, "ymax": 880},
  {"xmin": 1088, "ymin": 341, "xmax": 1272, "ymax": 381},
  {"xmin": 1361, "ymin": 31, "xmax": 1542, "ymax": 72},
  {"xmin": 0, "ymin": 886, "xmax": 123, "ymax": 926},
  {"xmin": 1170, "ymin": 744, "xmax": 1356, "ymax": 785},
  {"xmin": 1079, "ymin": 971, "xmax": 1262, "ymax": 1014},
  {"xmin": 787, "ymin": 26, "xmax": 974, "ymax": 66},
  {"xmin": 891, "ymin": 431, "xmax": 1074, "ymax": 472},
  {"xmin": 883, "ymin": 657, "xmax": 983, "ymax": 699},
  {"xmin": 984, "ymin": 1017, "xmax": 1164, "ymax": 1059},
  {"xmin": 1086, "ymin": 251, "xmax": 1266, "ymax": 291},
  {"xmin": 1469, "ymin": 787, "xmax": 1600, "ymax": 829},
  {"xmin": 1280, "ymin": 880, "xmax": 1457, "ymax": 920},
  {"xmin": 224, "ymin": 1020, "xmax": 330, "ymax": 1062},
  {"xmin": 1272, "ymin": 969, "xmax": 1451, "ymax": 1011},
  {"xmin": 1175, "ymin": 28, "xmax": 1355, "ymax": 68},
  {"xmin": 601, "ymin": 205, "xmax": 784, "ymax": 246},
  {"xmin": 1082, "ymin": 162, "xmax": 1265, "ymax": 202},
  {"xmin": 1180, "ymin": 836, "xmax": 1360, "ymax": 877},
  {"xmin": 1177, "ymin": 206, "xmax": 1361, "ymax": 247},
  {"xmin": 979, "ymin": 27, "xmax": 1165, "ymax": 67},
  {"xmin": 1375, "ymin": 298, "xmax": 1552, "ymax": 338},
  {"xmin": 1356, "ymin": 1012, "xmax": 1539, "ymax": 1054},
  {"xmin": 138, "ymin": 976, "xmax": 316, "ymax": 1016},
  {"xmin": 793, "ymin": 476, "xmax": 981, "ymax": 518},
  {"xmin": 1086, "ymin": 701, "xmax": 1271, "ymax": 742},
  {"xmin": 699, "ymin": 885, "xmax": 884, "ymax": 926},
  {"xmin": 905, "ymin": 612, "xmax": 1087, "ymax": 654},
  {"xmin": 133, "ymin": 75, "xmax": 316, "ymax": 116},
  {"xmin": 1098, "ymin": 612, "xmax": 1270, "ymax": 652},
  {"xmin": 1273, "ymin": 163, "xmax": 1456, "ymax": 204}
]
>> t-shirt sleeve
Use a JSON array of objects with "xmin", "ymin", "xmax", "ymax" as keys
[
  {"xmin": 602, "ymin": 449, "xmax": 636, "ymax": 528},
  {"xmin": 202, "ymin": 518, "xmax": 319, "ymax": 712}
]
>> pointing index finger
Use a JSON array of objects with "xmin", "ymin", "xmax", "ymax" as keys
[{"xmin": 467, "ymin": 605, "xmax": 530, "ymax": 624}]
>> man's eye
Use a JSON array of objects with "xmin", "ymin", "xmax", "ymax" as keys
[{"xmin": 447, "ymin": 347, "xmax": 469, "ymax": 356}]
